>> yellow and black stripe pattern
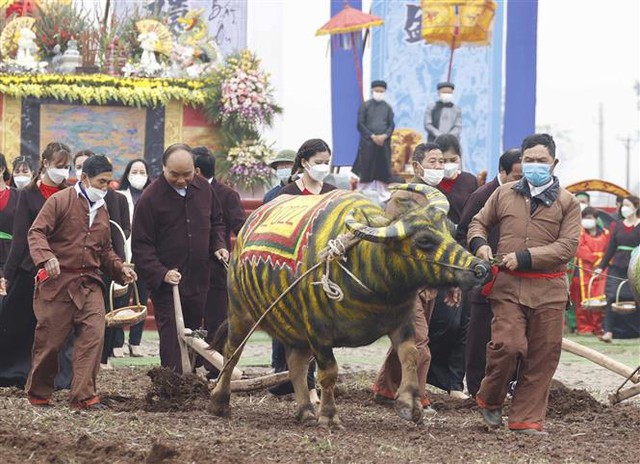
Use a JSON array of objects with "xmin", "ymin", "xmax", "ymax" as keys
[{"xmin": 227, "ymin": 187, "xmax": 479, "ymax": 351}]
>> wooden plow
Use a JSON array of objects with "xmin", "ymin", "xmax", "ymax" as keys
[
  {"xmin": 561, "ymin": 338, "xmax": 640, "ymax": 405},
  {"xmin": 172, "ymin": 285, "xmax": 288, "ymax": 392}
]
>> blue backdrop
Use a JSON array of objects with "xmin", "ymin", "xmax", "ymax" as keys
[
  {"xmin": 503, "ymin": 0, "xmax": 538, "ymax": 151},
  {"xmin": 370, "ymin": 1, "xmax": 505, "ymax": 176},
  {"xmin": 330, "ymin": 0, "xmax": 364, "ymax": 167}
]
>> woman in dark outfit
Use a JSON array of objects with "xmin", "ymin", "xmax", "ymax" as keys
[
  {"xmin": 0, "ymin": 154, "xmax": 18, "ymax": 297},
  {"xmin": 10, "ymin": 156, "xmax": 35, "ymax": 190},
  {"xmin": 270, "ymin": 139, "xmax": 336, "ymax": 400},
  {"xmin": 429, "ymin": 134, "xmax": 479, "ymax": 399},
  {"xmin": 595, "ymin": 195, "xmax": 640, "ymax": 341},
  {"xmin": 0, "ymin": 143, "xmax": 73, "ymax": 388}
]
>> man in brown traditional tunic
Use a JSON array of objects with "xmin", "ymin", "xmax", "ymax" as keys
[
  {"xmin": 132, "ymin": 144, "xmax": 227, "ymax": 374},
  {"xmin": 468, "ymin": 134, "xmax": 580, "ymax": 435},
  {"xmin": 26, "ymin": 155, "xmax": 137, "ymax": 408}
]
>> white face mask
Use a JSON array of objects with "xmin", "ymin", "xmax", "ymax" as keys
[
  {"xmin": 621, "ymin": 206, "xmax": 635, "ymax": 219},
  {"xmin": 275, "ymin": 168, "xmax": 290, "ymax": 182},
  {"xmin": 443, "ymin": 162, "xmax": 459, "ymax": 179},
  {"xmin": 372, "ymin": 91, "xmax": 385, "ymax": 102},
  {"xmin": 86, "ymin": 185, "xmax": 108, "ymax": 202},
  {"xmin": 305, "ymin": 163, "xmax": 330, "ymax": 182},
  {"xmin": 581, "ymin": 218, "xmax": 596, "ymax": 230},
  {"xmin": 47, "ymin": 167, "xmax": 69, "ymax": 185},
  {"xmin": 13, "ymin": 175, "xmax": 31, "ymax": 189},
  {"xmin": 421, "ymin": 168, "xmax": 444, "ymax": 186},
  {"xmin": 579, "ymin": 203, "xmax": 587, "ymax": 211},
  {"xmin": 440, "ymin": 93, "xmax": 454, "ymax": 104},
  {"xmin": 128, "ymin": 174, "xmax": 148, "ymax": 190},
  {"xmin": 75, "ymin": 169, "xmax": 82, "ymax": 180}
]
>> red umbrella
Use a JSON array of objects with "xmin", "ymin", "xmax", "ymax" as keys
[{"xmin": 316, "ymin": 2, "xmax": 383, "ymax": 100}]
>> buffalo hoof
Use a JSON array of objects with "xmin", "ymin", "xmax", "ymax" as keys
[
  {"xmin": 395, "ymin": 398, "xmax": 423, "ymax": 424},
  {"xmin": 318, "ymin": 414, "xmax": 344, "ymax": 430},
  {"xmin": 296, "ymin": 404, "xmax": 317, "ymax": 425}
]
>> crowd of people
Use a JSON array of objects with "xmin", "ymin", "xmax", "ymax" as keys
[{"xmin": 0, "ymin": 82, "xmax": 637, "ymax": 433}]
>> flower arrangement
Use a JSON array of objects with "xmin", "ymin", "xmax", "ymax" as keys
[
  {"xmin": 204, "ymin": 50, "xmax": 281, "ymax": 145},
  {"xmin": 33, "ymin": 4, "xmax": 90, "ymax": 58},
  {"xmin": 217, "ymin": 141, "xmax": 275, "ymax": 191}
]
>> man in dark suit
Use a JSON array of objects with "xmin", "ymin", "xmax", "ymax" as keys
[
  {"xmin": 455, "ymin": 148, "xmax": 522, "ymax": 397},
  {"xmin": 193, "ymin": 146, "xmax": 246, "ymax": 379},
  {"xmin": 132, "ymin": 143, "xmax": 227, "ymax": 373}
]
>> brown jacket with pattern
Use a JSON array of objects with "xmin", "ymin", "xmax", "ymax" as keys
[
  {"xmin": 468, "ymin": 178, "xmax": 581, "ymax": 310},
  {"xmin": 28, "ymin": 187, "xmax": 125, "ymax": 304}
]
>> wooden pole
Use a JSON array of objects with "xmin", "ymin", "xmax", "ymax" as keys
[
  {"xmin": 172, "ymin": 285, "xmax": 193, "ymax": 374},
  {"xmin": 609, "ymin": 383, "xmax": 640, "ymax": 405},
  {"xmin": 209, "ymin": 371, "xmax": 290, "ymax": 393},
  {"xmin": 561, "ymin": 338, "xmax": 640, "ymax": 383},
  {"xmin": 182, "ymin": 330, "xmax": 242, "ymax": 381}
]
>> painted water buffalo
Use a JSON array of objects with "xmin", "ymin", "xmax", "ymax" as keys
[{"xmin": 211, "ymin": 184, "xmax": 490, "ymax": 427}]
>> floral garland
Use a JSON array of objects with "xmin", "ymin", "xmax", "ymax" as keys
[{"xmin": 0, "ymin": 73, "xmax": 209, "ymax": 107}]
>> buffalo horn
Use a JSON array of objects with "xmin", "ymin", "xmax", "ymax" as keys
[{"xmin": 345, "ymin": 211, "xmax": 412, "ymax": 243}]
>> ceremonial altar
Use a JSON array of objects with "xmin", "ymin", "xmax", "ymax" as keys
[
  {"xmin": 0, "ymin": 74, "xmax": 220, "ymax": 178},
  {"xmin": 0, "ymin": 4, "xmax": 280, "ymax": 190}
]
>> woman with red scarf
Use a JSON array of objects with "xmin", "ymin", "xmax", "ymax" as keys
[
  {"xmin": 571, "ymin": 207, "xmax": 609, "ymax": 335},
  {"xmin": 0, "ymin": 142, "xmax": 72, "ymax": 388}
]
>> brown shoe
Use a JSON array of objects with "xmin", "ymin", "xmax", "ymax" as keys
[
  {"xmin": 373, "ymin": 393, "xmax": 395, "ymax": 405},
  {"xmin": 28, "ymin": 395, "xmax": 52, "ymax": 407}
]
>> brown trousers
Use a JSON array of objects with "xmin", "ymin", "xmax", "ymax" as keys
[
  {"xmin": 372, "ymin": 292, "xmax": 436, "ymax": 405},
  {"xmin": 151, "ymin": 290, "xmax": 206, "ymax": 374},
  {"xmin": 27, "ymin": 282, "xmax": 104, "ymax": 404},
  {"xmin": 476, "ymin": 300, "xmax": 564, "ymax": 431}
]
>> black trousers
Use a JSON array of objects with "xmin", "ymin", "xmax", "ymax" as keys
[
  {"xmin": 151, "ymin": 289, "xmax": 206, "ymax": 374},
  {"xmin": 427, "ymin": 289, "xmax": 470, "ymax": 392},
  {"xmin": 0, "ymin": 268, "xmax": 73, "ymax": 388},
  {"xmin": 272, "ymin": 339, "xmax": 316, "ymax": 390},
  {"xmin": 465, "ymin": 294, "xmax": 493, "ymax": 397}
]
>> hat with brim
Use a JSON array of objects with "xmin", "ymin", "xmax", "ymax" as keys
[
  {"xmin": 437, "ymin": 81, "xmax": 455, "ymax": 90},
  {"xmin": 268, "ymin": 149, "xmax": 297, "ymax": 169}
]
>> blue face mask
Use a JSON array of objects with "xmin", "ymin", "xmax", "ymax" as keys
[
  {"xmin": 276, "ymin": 168, "xmax": 290, "ymax": 182},
  {"xmin": 522, "ymin": 162, "xmax": 552, "ymax": 187}
]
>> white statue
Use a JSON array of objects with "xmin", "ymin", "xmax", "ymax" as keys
[
  {"xmin": 59, "ymin": 39, "xmax": 82, "ymax": 74},
  {"xmin": 138, "ymin": 31, "xmax": 161, "ymax": 72},
  {"xmin": 16, "ymin": 27, "xmax": 37, "ymax": 67}
]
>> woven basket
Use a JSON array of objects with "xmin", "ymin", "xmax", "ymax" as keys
[
  {"xmin": 105, "ymin": 281, "xmax": 147, "ymax": 328},
  {"xmin": 581, "ymin": 274, "xmax": 607, "ymax": 310},
  {"xmin": 611, "ymin": 280, "xmax": 637, "ymax": 314}
]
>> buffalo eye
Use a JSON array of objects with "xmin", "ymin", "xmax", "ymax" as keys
[{"xmin": 415, "ymin": 237, "xmax": 437, "ymax": 253}]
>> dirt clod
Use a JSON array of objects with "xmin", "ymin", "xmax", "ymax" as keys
[
  {"xmin": 145, "ymin": 367, "xmax": 210, "ymax": 412},
  {"xmin": 547, "ymin": 379, "xmax": 606, "ymax": 418},
  {"xmin": 146, "ymin": 443, "xmax": 179, "ymax": 463}
]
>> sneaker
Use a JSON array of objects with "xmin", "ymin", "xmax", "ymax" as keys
[
  {"xmin": 449, "ymin": 390, "xmax": 470, "ymax": 400},
  {"xmin": 479, "ymin": 407, "xmax": 503, "ymax": 429},
  {"xmin": 511, "ymin": 428, "xmax": 548, "ymax": 436},
  {"xmin": 100, "ymin": 361, "xmax": 114, "ymax": 370},
  {"xmin": 598, "ymin": 332, "xmax": 613, "ymax": 343},
  {"xmin": 112, "ymin": 347, "xmax": 125, "ymax": 358},
  {"xmin": 129, "ymin": 344, "xmax": 143, "ymax": 357}
]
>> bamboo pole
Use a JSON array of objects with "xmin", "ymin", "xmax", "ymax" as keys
[{"xmin": 561, "ymin": 338, "xmax": 640, "ymax": 383}]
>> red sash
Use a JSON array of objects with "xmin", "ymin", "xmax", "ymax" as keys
[{"xmin": 481, "ymin": 267, "xmax": 566, "ymax": 297}]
